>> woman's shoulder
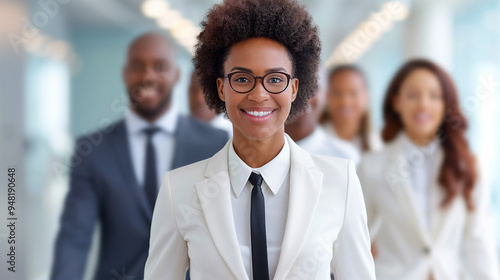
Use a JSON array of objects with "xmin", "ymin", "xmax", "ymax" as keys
[
  {"xmin": 307, "ymin": 154, "xmax": 366, "ymax": 207},
  {"xmin": 172, "ymin": 156, "xmax": 211, "ymax": 174},
  {"xmin": 360, "ymin": 148, "xmax": 388, "ymax": 166},
  {"xmin": 308, "ymin": 152, "xmax": 351, "ymax": 173},
  {"xmin": 307, "ymin": 154, "xmax": 359, "ymax": 190},
  {"xmin": 356, "ymin": 146, "xmax": 394, "ymax": 187},
  {"xmin": 162, "ymin": 158, "xmax": 212, "ymax": 193},
  {"xmin": 361, "ymin": 133, "xmax": 404, "ymax": 167}
]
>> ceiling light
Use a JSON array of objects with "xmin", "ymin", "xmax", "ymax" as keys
[
  {"xmin": 156, "ymin": 10, "xmax": 182, "ymax": 29},
  {"xmin": 141, "ymin": 0, "xmax": 169, "ymax": 19}
]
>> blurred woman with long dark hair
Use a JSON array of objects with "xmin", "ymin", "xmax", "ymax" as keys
[
  {"xmin": 321, "ymin": 65, "xmax": 383, "ymax": 163},
  {"xmin": 358, "ymin": 59, "xmax": 499, "ymax": 280}
]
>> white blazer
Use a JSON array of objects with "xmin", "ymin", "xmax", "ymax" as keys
[
  {"xmin": 144, "ymin": 134, "xmax": 375, "ymax": 279},
  {"xmin": 358, "ymin": 133, "xmax": 500, "ymax": 280}
]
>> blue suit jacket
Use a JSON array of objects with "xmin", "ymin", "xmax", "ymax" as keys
[{"xmin": 51, "ymin": 115, "xmax": 229, "ymax": 280}]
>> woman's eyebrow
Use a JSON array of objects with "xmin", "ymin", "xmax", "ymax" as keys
[
  {"xmin": 230, "ymin": 66, "xmax": 253, "ymax": 73},
  {"xmin": 229, "ymin": 66, "xmax": 289, "ymax": 73},
  {"xmin": 265, "ymin": 67, "xmax": 288, "ymax": 73}
]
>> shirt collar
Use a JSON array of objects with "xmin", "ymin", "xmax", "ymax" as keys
[
  {"xmin": 228, "ymin": 137, "xmax": 291, "ymax": 197},
  {"xmin": 125, "ymin": 106, "xmax": 178, "ymax": 135}
]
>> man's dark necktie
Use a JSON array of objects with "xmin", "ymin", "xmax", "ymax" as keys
[
  {"xmin": 143, "ymin": 127, "xmax": 160, "ymax": 211},
  {"xmin": 249, "ymin": 172, "xmax": 270, "ymax": 280}
]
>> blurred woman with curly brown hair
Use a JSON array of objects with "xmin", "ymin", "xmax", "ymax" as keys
[
  {"xmin": 358, "ymin": 59, "xmax": 500, "ymax": 280},
  {"xmin": 144, "ymin": 0, "xmax": 375, "ymax": 279}
]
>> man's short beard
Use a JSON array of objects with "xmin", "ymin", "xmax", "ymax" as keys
[{"xmin": 129, "ymin": 94, "xmax": 171, "ymax": 120}]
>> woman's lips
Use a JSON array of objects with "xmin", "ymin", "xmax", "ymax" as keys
[
  {"xmin": 240, "ymin": 108, "xmax": 276, "ymax": 123},
  {"xmin": 413, "ymin": 112, "xmax": 432, "ymax": 125},
  {"xmin": 338, "ymin": 107, "xmax": 355, "ymax": 117}
]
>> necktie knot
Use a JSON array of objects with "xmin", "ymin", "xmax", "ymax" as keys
[
  {"xmin": 143, "ymin": 126, "xmax": 160, "ymax": 138},
  {"xmin": 249, "ymin": 172, "xmax": 263, "ymax": 187}
]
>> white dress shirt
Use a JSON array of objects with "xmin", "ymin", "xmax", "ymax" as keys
[
  {"xmin": 401, "ymin": 133, "xmax": 440, "ymax": 229},
  {"xmin": 125, "ymin": 107, "xmax": 178, "ymax": 189},
  {"xmin": 296, "ymin": 125, "xmax": 360, "ymax": 165},
  {"xmin": 228, "ymin": 137, "xmax": 290, "ymax": 280}
]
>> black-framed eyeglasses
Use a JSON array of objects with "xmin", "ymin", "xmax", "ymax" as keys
[{"xmin": 223, "ymin": 71, "xmax": 292, "ymax": 94}]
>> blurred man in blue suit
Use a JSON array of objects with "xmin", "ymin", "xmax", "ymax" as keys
[{"xmin": 51, "ymin": 33, "xmax": 228, "ymax": 280}]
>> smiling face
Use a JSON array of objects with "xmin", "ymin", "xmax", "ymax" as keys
[
  {"xmin": 393, "ymin": 68, "xmax": 445, "ymax": 142},
  {"xmin": 217, "ymin": 37, "xmax": 298, "ymax": 142},
  {"xmin": 123, "ymin": 34, "xmax": 180, "ymax": 122},
  {"xmin": 327, "ymin": 69, "xmax": 368, "ymax": 128}
]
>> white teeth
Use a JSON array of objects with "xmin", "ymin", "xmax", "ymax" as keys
[
  {"xmin": 245, "ymin": 110, "xmax": 273, "ymax": 117},
  {"xmin": 141, "ymin": 88, "xmax": 156, "ymax": 96}
]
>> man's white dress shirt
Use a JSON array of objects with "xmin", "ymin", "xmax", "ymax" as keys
[{"xmin": 125, "ymin": 107, "xmax": 178, "ymax": 189}]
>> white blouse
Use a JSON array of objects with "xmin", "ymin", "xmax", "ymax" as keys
[{"xmin": 400, "ymin": 133, "xmax": 441, "ymax": 229}]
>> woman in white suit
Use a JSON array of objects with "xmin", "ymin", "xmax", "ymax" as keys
[
  {"xmin": 144, "ymin": 0, "xmax": 375, "ymax": 279},
  {"xmin": 358, "ymin": 59, "xmax": 500, "ymax": 280},
  {"xmin": 321, "ymin": 65, "xmax": 383, "ymax": 162}
]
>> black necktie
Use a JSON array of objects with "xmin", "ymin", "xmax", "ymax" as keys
[
  {"xmin": 143, "ymin": 127, "xmax": 160, "ymax": 211},
  {"xmin": 249, "ymin": 172, "xmax": 269, "ymax": 280}
]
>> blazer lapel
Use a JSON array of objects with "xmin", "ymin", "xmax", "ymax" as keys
[
  {"xmin": 112, "ymin": 121, "xmax": 152, "ymax": 221},
  {"xmin": 274, "ymin": 135, "xmax": 323, "ymax": 280},
  {"xmin": 194, "ymin": 140, "xmax": 249, "ymax": 280},
  {"xmin": 429, "ymin": 148, "xmax": 446, "ymax": 241},
  {"xmin": 385, "ymin": 135, "xmax": 431, "ymax": 244}
]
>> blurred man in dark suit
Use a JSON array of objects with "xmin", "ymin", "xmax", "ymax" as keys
[{"xmin": 51, "ymin": 32, "xmax": 228, "ymax": 280}]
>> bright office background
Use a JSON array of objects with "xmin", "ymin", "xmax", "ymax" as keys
[{"xmin": 0, "ymin": 0, "xmax": 499, "ymax": 279}]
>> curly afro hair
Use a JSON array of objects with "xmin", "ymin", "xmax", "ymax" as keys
[{"xmin": 193, "ymin": 0, "xmax": 321, "ymax": 122}]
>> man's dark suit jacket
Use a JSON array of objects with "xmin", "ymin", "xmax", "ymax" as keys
[{"xmin": 51, "ymin": 115, "xmax": 229, "ymax": 280}]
